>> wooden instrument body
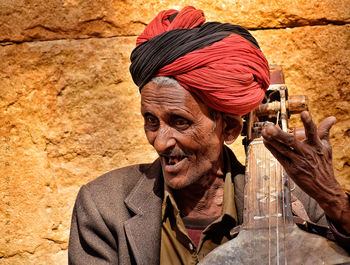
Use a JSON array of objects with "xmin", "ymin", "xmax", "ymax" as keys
[
  {"xmin": 200, "ymin": 139, "xmax": 349, "ymax": 264},
  {"xmin": 199, "ymin": 66, "xmax": 350, "ymax": 264}
]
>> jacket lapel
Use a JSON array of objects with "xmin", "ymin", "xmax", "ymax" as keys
[
  {"xmin": 225, "ymin": 146, "xmax": 246, "ymax": 225},
  {"xmin": 234, "ymin": 173, "xmax": 245, "ymax": 225},
  {"xmin": 124, "ymin": 160, "xmax": 163, "ymax": 265}
]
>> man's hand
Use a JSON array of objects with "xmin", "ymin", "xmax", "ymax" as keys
[{"xmin": 261, "ymin": 111, "xmax": 350, "ymax": 234}]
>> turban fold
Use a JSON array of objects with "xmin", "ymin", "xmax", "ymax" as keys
[{"xmin": 130, "ymin": 6, "xmax": 270, "ymax": 116}]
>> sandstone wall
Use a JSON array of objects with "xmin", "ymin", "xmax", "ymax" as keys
[{"xmin": 1, "ymin": 1, "xmax": 349, "ymax": 264}]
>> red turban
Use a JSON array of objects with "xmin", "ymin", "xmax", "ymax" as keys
[{"xmin": 130, "ymin": 6, "xmax": 270, "ymax": 116}]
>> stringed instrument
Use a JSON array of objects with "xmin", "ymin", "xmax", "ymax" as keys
[{"xmin": 199, "ymin": 65, "xmax": 350, "ymax": 264}]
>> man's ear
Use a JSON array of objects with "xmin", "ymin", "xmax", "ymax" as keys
[{"xmin": 222, "ymin": 114, "xmax": 243, "ymax": 145}]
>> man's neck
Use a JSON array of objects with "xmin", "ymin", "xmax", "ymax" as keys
[{"xmin": 169, "ymin": 172, "xmax": 225, "ymax": 219}]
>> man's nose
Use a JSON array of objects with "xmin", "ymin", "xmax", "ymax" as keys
[{"xmin": 153, "ymin": 126, "xmax": 176, "ymax": 154}]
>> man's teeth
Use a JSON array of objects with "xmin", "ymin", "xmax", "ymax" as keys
[{"xmin": 167, "ymin": 156, "xmax": 184, "ymax": 165}]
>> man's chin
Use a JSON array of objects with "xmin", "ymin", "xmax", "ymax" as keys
[{"xmin": 163, "ymin": 173, "xmax": 198, "ymax": 190}]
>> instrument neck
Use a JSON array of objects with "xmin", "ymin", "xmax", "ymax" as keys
[{"xmin": 243, "ymin": 138, "xmax": 294, "ymax": 229}]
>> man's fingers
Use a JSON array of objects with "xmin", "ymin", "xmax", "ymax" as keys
[
  {"xmin": 300, "ymin": 111, "xmax": 322, "ymax": 147},
  {"xmin": 263, "ymin": 141, "xmax": 293, "ymax": 170},
  {"xmin": 262, "ymin": 136, "xmax": 299, "ymax": 161},
  {"xmin": 262, "ymin": 124, "xmax": 303, "ymax": 153},
  {"xmin": 318, "ymin": 116, "xmax": 336, "ymax": 141}
]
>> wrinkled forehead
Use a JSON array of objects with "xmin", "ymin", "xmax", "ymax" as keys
[{"xmin": 140, "ymin": 80, "xmax": 211, "ymax": 117}]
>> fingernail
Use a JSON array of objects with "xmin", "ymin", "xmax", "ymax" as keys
[{"xmin": 301, "ymin": 111, "xmax": 311, "ymax": 121}]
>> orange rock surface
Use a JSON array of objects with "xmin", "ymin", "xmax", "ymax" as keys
[{"xmin": 1, "ymin": 1, "xmax": 349, "ymax": 264}]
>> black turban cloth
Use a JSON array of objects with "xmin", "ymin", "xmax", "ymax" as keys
[{"xmin": 130, "ymin": 21, "xmax": 260, "ymax": 90}]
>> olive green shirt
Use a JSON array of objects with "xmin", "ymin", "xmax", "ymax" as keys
[{"xmin": 160, "ymin": 148, "xmax": 239, "ymax": 265}]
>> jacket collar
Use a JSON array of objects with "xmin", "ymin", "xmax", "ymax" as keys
[
  {"xmin": 223, "ymin": 146, "xmax": 245, "ymax": 225},
  {"xmin": 123, "ymin": 148, "xmax": 245, "ymax": 265},
  {"xmin": 123, "ymin": 159, "xmax": 163, "ymax": 265}
]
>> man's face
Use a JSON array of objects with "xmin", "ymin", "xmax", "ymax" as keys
[{"xmin": 141, "ymin": 81, "xmax": 226, "ymax": 190}]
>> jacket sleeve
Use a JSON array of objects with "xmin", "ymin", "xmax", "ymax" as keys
[
  {"xmin": 68, "ymin": 185, "xmax": 119, "ymax": 265},
  {"xmin": 292, "ymin": 182, "xmax": 350, "ymax": 253},
  {"xmin": 327, "ymin": 218, "xmax": 350, "ymax": 252},
  {"xmin": 326, "ymin": 193, "xmax": 350, "ymax": 252}
]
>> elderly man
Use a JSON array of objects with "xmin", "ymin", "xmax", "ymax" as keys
[{"xmin": 68, "ymin": 6, "xmax": 350, "ymax": 265}]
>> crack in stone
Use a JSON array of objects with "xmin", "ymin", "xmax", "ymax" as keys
[
  {"xmin": 5, "ymin": 100, "xmax": 17, "ymax": 110},
  {"xmin": 78, "ymin": 15, "xmax": 107, "ymax": 25},
  {"xmin": 78, "ymin": 15, "xmax": 121, "ymax": 32},
  {"xmin": 81, "ymin": 16, "xmax": 121, "ymax": 30},
  {"xmin": 131, "ymin": 20, "xmax": 147, "ymax": 26},
  {"xmin": 43, "ymin": 237, "xmax": 67, "ymax": 245},
  {"xmin": 25, "ymin": 24, "xmax": 61, "ymax": 34},
  {"xmin": 0, "ymin": 35, "xmax": 135, "ymax": 46},
  {"xmin": 249, "ymin": 19, "xmax": 350, "ymax": 31},
  {"xmin": 0, "ymin": 20, "xmax": 349, "ymax": 46},
  {"xmin": 57, "ymin": 85, "xmax": 67, "ymax": 97},
  {"xmin": 0, "ymin": 16, "xmax": 124, "ymax": 46}
]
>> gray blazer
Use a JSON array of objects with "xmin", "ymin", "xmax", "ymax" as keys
[{"xmin": 68, "ymin": 154, "xmax": 329, "ymax": 265}]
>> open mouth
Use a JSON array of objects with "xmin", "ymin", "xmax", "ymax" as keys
[{"xmin": 163, "ymin": 155, "xmax": 187, "ymax": 166}]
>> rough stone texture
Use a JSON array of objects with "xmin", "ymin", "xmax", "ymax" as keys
[
  {"xmin": 1, "ymin": 0, "xmax": 350, "ymax": 44},
  {"xmin": 0, "ymin": 1, "xmax": 350, "ymax": 265},
  {"xmin": 0, "ymin": 37, "xmax": 157, "ymax": 265}
]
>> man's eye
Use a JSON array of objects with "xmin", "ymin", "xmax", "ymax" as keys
[
  {"xmin": 173, "ymin": 118, "xmax": 191, "ymax": 129},
  {"xmin": 144, "ymin": 115, "xmax": 159, "ymax": 129}
]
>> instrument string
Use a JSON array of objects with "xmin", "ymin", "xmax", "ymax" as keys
[
  {"xmin": 266, "ymin": 144, "xmax": 272, "ymax": 265},
  {"xmin": 274, "ymin": 153, "xmax": 280, "ymax": 264}
]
